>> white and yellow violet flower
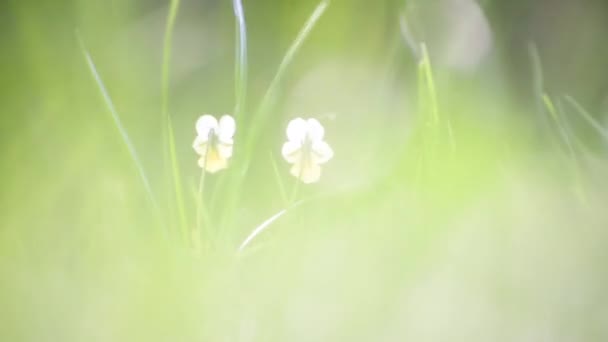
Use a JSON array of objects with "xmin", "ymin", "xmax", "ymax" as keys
[
  {"xmin": 192, "ymin": 114, "xmax": 235, "ymax": 173},
  {"xmin": 281, "ymin": 118, "xmax": 333, "ymax": 184}
]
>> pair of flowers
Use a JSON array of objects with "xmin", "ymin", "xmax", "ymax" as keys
[{"xmin": 192, "ymin": 115, "xmax": 334, "ymax": 183}]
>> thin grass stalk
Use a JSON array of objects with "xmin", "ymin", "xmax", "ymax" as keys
[
  {"xmin": 194, "ymin": 143, "xmax": 214, "ymax": 251},
  {"xmin": 168, "ymin": 116, "xmax": 188, "ymax": 242},
  {"xmin": 161, "ymin": 0, "xmax": 180, "ymax": 122},
  {"xmin": 565, "ymin": 95, "xmax": 608, "ymax": 142},
  {"xmin": 543, "ymin": 95, "xmax": 586, "ymax": 202},
  {"xmin": 194, "ymin": 169, "xmax": 206, "ymax": 251},
  {"xmin": 233, "ymin": 0, "xmax": 248, "ymax": 121},
  {"xmin": 245, "ymin": 0, "xmax": 329, "ymax": 151},
  {"xmin": 161, "ymin": 0, "xmax": 188, "ymax": 240},
  {"xmin": 418, "ymin": 44, "xmax": 439, "ymax": 126},
  {"xmin": 219, "ymin": 0, "xmax": 330, "ymax": 231},
  {"xmin": 398, "ymin": 13, "xmax": 421, "ymax": 61},
  {"xmin": 77, "ymin": 33, "xmax": 162, "ymax": 224},
  {"xmin": 529, "ymin": 46, "xmax": 586, "ymax": 201},
  {"xmin": 269, "ymin": 153, "xmax": 289, "ymax": 205},
  {"xmin": 416, "ymin": 43, "xmax": 443, "ymax": 183},
  {"xmin": 237, "ymin": 208, "xmax": 287, "ymax": 253}
]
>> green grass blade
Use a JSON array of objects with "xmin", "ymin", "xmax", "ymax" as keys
[
  {"xmin": 565, "ymin": 95, "xmax": 608, "ymax": 142},
  {"xmin": 219, "ymin": 0, "xmax": 330, "ymax": 232},
  {"xmin": 543, "ymin": 95, "xmax": 578, "ymax": 159},
  {"xmin": 398, "ymin": 13, "xmax": 421, "ymax": 61},
  {"xmin": 528, "ymin": 43, "xmax": 544, "ymax": 103},
  {"xmin": 542, "ymin": 93, "xmax": 576, "ymax": 151},
  {"xmin": 162, "ymin": 0, "xmax": 180, "ymax": 122},
  {"xmin": 416, "ymin": 43, "xmax": 455, "ymax": 160},
  {"xmin": 557, "ymin": 99, "xmax": 593, "ymax": 155},
  {"xmin": 237, "ymin": 198, "xmax": 307, "ymax": 253},
  {"xmin": 77, "ymin": 32, "xmax": 159, "ymax": 215},
  {"xmin": 266, "ymin": 0, "xmax": 328, "ymax": 97},
  {"xmin": 161, "ymin": 0, "xmax": 189, "ymax": 241},
  {"xmin": 167, "ymin": 116, "xmax": 188, "ymax": 241},
  {"xmin": 247, "ymin": 0, "xmax": 330, "ymax": 144},
  {"xmin": 418, "ymin": 43, "xmax": 439, "ymax": 125},
  {"xmin": 544, "ymin": 94, "xmax": 587, "ymax": 202},
  {"xmin": 237, "ymin": 207, "xmax": 287, "ymax": 253},
  {"xmin": 269, "ymin": 153, "xmax": 289, "ymax": 205},
  {"xmin": 232, "ymin": 0, "xmax": 247, "ymax": 120}
]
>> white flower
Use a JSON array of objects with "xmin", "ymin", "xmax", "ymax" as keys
[
  {"xmin": 192, "ymin": 114, "xmax": 235, "ymax": 173},
  {"xmin": 281, "ymin": 118, "xmax": 333, "ymax": 184}
]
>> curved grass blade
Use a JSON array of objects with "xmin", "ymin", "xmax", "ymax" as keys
[
  {"xmin": 398, "ymin": 13, "xmax": 421, "ymax": 61},
  {"xmin": 77, "ymin": 32, "xmax": 160, "ymax": 216},
  {"xmin": 233, "ymin": 0, "xmax": 248, "ymax": 120},
  {"xmin": 528, "ymin": 43, "xmax": 544, "ymax": 106},
  {"xmin": 418, "ymin": 43, "xmax": 439, "ymax": 126},
  {"xmin": 542, "ymin": 94, "xmax": 576, "ymax": 152},
  {"xmin": 263, "ymin": 0, "xmax": 329, "ymax": 101},
  {"xmin": 247, "ymin": 0, "xmax": 330, "ymax": 146},
  {"xmin": 565, "ymin": 95, "xmax": 608, "ymax": 142},
  {"xmin": 543, "ymin": 95, "xmax": 586, "ymax": 202},
  {"xmin": 528, "ymin": 47, "xmax": 586, "ymax": 200},
  {"xmin": 220, "ymin": 0, "xmax": 330, "ymax": 231},
  {"xmin": 161, "ymin": 0, "xmax": 189, "ymax": 241},
  {"xmin": 237, "ymin": 207, "xmax": 287, "ymax": 253},
  {"xmin": 162, "ymin": 0, "xmax": 180, "ymax": 122},
  {"xmin": 168, "ymin": 115, "xmax": 188, "ymax": 241},
  {"xmin": 269, "ymin": 153, "xmax": 289, "ymax": 205},
  {"xmin": 237, "ymin": 199, "xmax": 307, "ymax": 253}
]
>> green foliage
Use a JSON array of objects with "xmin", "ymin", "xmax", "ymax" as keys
[{"xmin": 2, "ymin": 0, "xmax": 608, "ymax": 340}]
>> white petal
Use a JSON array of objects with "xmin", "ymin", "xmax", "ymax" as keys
[
  {"xmin": 306, "ymin": 118, "xmax": 325, "ymax": 142},
  {"xmin": 218, "ymin": 115, "xmax": 236, "ymax": 143},
  {"xmin": 281, "ymin": 141, "xmax": 302, "ymax": 163},
  {"xmin": 192, "ymin": 135, "xmax": 208, "ymax": 155},
  {"xmin": 196, "ymin": 115, "xmax": 218, "ymax": 138},
  {"xmin": 312, "ymin": 140, "xmax": 333, "ymax": 164},
  {"xmin": 291, "ymin": 161, "xmax": 321, "ymax": 184},
  {"xmin": 217, "ymin": 143, "xmax": 233, "ymax": 159},
  {"xmin": 286, "ymin": 117, "xmax": 307, "ymax": 143}
]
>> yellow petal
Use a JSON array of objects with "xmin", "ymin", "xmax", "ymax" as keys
[
  {"xmin": 217, "ymin": 143, "xmax": 233, "ymax": 159},
  {"xmin": 198, "ymin": 147, "xmax": 228, "ymax": 173},
  {"xmin": 290, "ymin": 161, "xmax": 321, "ymax": 184}
]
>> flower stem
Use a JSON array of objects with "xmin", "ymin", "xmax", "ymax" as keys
[
  {"xmin": 194, "ymin": 169, "xmax": 207, "ymax": 251},
  {"xmin": 289, "ymin": 170, "xmax": 302, "ymax": 206}
]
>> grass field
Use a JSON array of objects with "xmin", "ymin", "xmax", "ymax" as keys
[{"xmin": 2, "ymin": 0, "xmax": 608, "ymax": 340}]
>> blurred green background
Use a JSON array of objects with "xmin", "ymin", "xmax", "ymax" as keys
[{"xmin": 2, "ymin": 0, "xmax": 608, "ymax": 340}]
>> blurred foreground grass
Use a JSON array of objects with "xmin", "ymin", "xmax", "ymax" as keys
[{"xmin": 2, "ymin": 0, "xmax": 608, "ymax": 340}]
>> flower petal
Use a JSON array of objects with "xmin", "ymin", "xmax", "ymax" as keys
[
  {"xmin": 200, "ymin": 157, "xmax": 228, "ymax": 173},
  {"xmin": 192, "ymin": 135, "xmax": 208, "ymax": 155},
  {"xmin": 196, "ymin": 115, "xmax": 218, "ymax": 138},
  {"xmin": 281, "ymin": 141, "xmax": 301, "ymax": 163},
  {"xmin": 286, "ymin": 117, "xmax": 307, "ymax": 143},
  {"xmin": 217, "ymin": 143, "xmax": 233, "ymax": 159},
  {"xmin": 306, "ymin": 118, "xmax": 325, "ymax": 142},
  {"xmin": 312, "ymin": 140, "xmax": 333, "ymax": 164},
  {"xmin": 291, "ymin": 161, "xmax": 321, "ymax": 184},
  {"xmin": 199, "ymin": 148, "xmax": 228, "ymax": 173},
  {"xmin": 218, "ymin": 114, "xmax": 236, "ymax": 143}
]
